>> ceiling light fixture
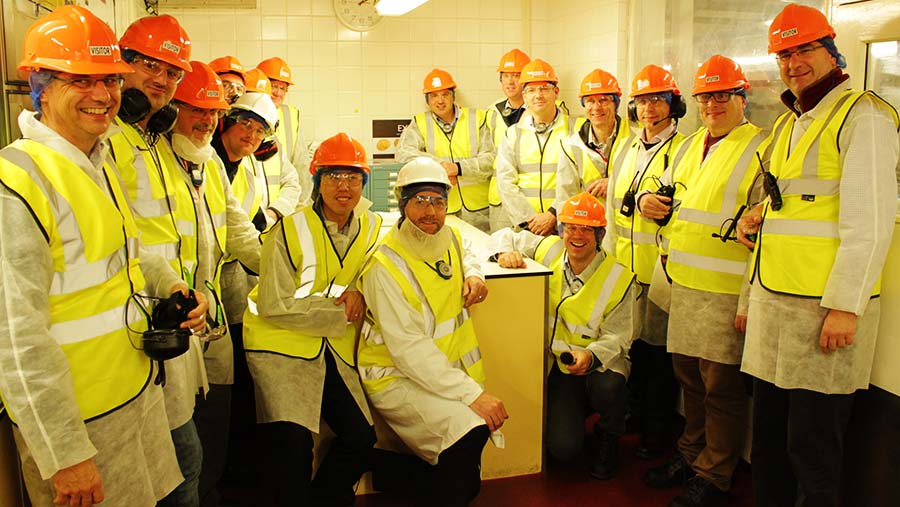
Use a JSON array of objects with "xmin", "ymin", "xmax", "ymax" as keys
[{"xmin": 376, "ymin": 0, "xmax": 429, "ymax": 16}]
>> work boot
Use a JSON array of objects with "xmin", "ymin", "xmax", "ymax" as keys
[
  {"xmin": 590, "ymin": 431, "xmax": 619, "ymax": 480},
  {"xmin": 644, "ymin": 453, "xmax": 695, "ymax": 489},
  {"xmin": 669, "ymin": 476, "xmax": 727, "ymax": 507}
]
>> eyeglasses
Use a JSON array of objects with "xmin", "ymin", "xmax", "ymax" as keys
[
  {"xmin": 221, "ymin": 80, "xmax": 246, "ymax": 96},
  {"xmin": 236, "ymin": 118, "xmax": 273, "ymax": 138},
  {"xmin": 52, "ymin": 75, "xmax": 123, "ymax": 91},
  {"xmin": 409, "ymin": 195, "xmax": 448, "ymax": 211},
  {"xmin": 562, "ymin": 223, "xmax": 596, "ymax": 235},
  {"xmin": 195, "ymin": 281, "xmax": 227, "ymax": 343},
  {"xmin": 523, "ymin": 84, "xmax": 556, "ymax": 96},
  {"xmin": 775, "ymin": 44, "xmax": 825, "ymax": 64},
  {"xmin": 693, "ymin": 91, "xmax": 739, "ymax": 104},
  {"xmin": 131, "ymin": 55, "xmax": 186, "ymax": 83},
  {"xmin": 322, "ymin": 171, "xmax": 364, "ymax": 187},
  {"xmin": 179, "ymin": 104, "xmax": 226, "ymax": 118},
  {"xmin": 583, "ymin": 95, "xmax": 616, "ymax": 105},
  {"xmin": 634, "ymin": 94, "xmax": 668, "ymax": 106}
]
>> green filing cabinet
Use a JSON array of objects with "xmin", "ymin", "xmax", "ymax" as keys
[{"xmin": 368, "ymin": 162, "xmax": 401, "ymax": 212}]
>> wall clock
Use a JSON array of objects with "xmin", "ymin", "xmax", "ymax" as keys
[{"xmin": 333, "ymin": 0, "xmax": 384, "ymax": 32}]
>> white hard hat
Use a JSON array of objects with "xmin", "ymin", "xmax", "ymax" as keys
[
  {"xmin": 230, "ymin": 91, "xmax": 278, "ymax": 130},
  {"xmin": 394, "ymin": 157, "xmax": 451, "ymax": 194}
]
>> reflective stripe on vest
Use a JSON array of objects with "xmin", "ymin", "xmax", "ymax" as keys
[
  {"xmin": 357, "ymin": 228, "xmax": 484, "ymax": 393},
  {"xmin": 109, "ymin": 121, "xmax": 180, "ymax": 267},
  {"xmin": 754, "ymin": 90, "xmax": 900, "ymax": 297},
  {"xmin": 244, "ymin": 207, "xmax": 381, "ymax": 364},
  {"xmin": 542, "ymin": 248, "xmax": 634, "ymax": 374},
  {"xmin": 510, "ymin": 113, "xmax": 574, "ymax": 213},
  {"xmin": 565, "ymin": 117, "xmax": 633, "ymax": 187},
  {"xmin": 665, "ymin": 124, "xmax": 766, "ymax": 294},
  {"xmin": 416, "ymin": 108, "xmax": 489, "ymax": 213},
  {"xmin": 611, "ymin": 131, "xmax": 684, "ymax": 282},
  {"xmin": 231, "ymin": 156, "xmax": 265, "ymax": 220},
  {"xmin": 0, "ymin": 141, "xmax": 151, "ymax": 422},
  {"xmin": 167, "ymin": 146, "xmax": 229, "ymax": 290}
]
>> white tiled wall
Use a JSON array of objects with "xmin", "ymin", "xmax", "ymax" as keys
[{"xmin": 140, "ymin": 0, "xmax": 626, "ymax": 152}]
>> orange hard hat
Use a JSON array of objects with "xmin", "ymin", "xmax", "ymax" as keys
[
  {"xmin": 693, "ymin": 55, "xmax": 750, "ymax": 95},
  {"xmin": 768, "ymin": 3, "xmax": 836, "ymax": 54},
  {"xmin": 558, "ymin": 192, "xmax": 607, "ymax": 227},
  {"xmin": 19, "ymin": 5, "xmax": 134, "ymax": 76},
  {"xmin": 119, "ymin": 15, "xmax": 192, "ymax": 72},
  {"xmin": 579, "ymin": 69, "xmax": 621, "ymax": 98},
  {"xmin": 497, "ymin": 49, "xmax": 531, "ymax": 73},
  {"xmin": 630, "ymin": 64, "xmax": 680, "ymax": 97},
  {"xmin": 310, "ymin": 133, "xmax": 370, "ymax": 175},
  {"xmin": 174, "ymin": 61, "xmax": 229, "ymax": 110},
  {"xmin": 519, "ymin": 58, "xmax": 559, "ymax": 87},
  {"xmin": 243, "ymin": 68, "xmax": 272, "ymax": 94},
  {"xmin": 423, "ymin": 68, "xmax": 456, "ymax": 94},
  {"xmin": 257, "ymin": 57, "xmax": 294, "ymax": 85},
  {"xmin": 209, "ymin": 55, "xmax": 246, "ymax": 82}
]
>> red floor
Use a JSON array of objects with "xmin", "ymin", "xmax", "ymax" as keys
[{"xmin": 356, "ymin": 432, "xmax": 754, "ymax": 507}]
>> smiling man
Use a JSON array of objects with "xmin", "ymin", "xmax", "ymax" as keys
[
  {"xmin": 734, "ymin": 5, "xmax": 900, "ymax": 507},
  {"xmin": 495, "ymin": 192, "xmax": 637, "ymax": 481},
  {"xmin": 397, "ymin": 68, "xmax": 494, "ymax": 232},
  {"xmin": 557, "ymin": 69, "xmax": 634, "ymax": 204},
  {"xmin": 0, "ymin": 6, "xmax": 209, "ymax": 506},
  {"xmin": 242, "ymin": 133, "xmax": 380, "ymax": 507},
  {"xmin": 358, "ymin": 157, "xmax": 506, "ymax": 506},
  {"xmin": 639, "ymin": 55, "xmax": 766, "ymax": 507}
]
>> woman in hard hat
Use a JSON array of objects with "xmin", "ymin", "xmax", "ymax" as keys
[{"xmin": 243, "ymin": 133, "xmax": 380, "ymax": 506}]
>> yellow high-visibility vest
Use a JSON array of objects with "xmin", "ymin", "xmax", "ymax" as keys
[
  {"xmin": 561, "ymin": 117, "xmax": 634, "ymax": 188},
  {"xmin": 0, "ymin": 140, "xmax": 151, "ymax": 422},
  {"xmin": 243, "ymin": 206, "xmax": 382, "ymax": 365},
  {"xmin": 535, "ymin": 237, "xmax": 635, "ymax": 373},
  {"xmin": 357, "ymin": 227, "xmax": 484, "ymax": 394},
  {"xmin": 666, "ymin": 123, "xmax": 767, "ymax": 295},
  {"xmin": 753, "ymin": 90, "xmax": 899, "ymax": 297},
  {"xmin": 610, "ymin": 131, "xmax": 685, "ymax": 283},
  {"xmin": 414, "ymin": 108, "xmax": 490, "ymax": 213}
]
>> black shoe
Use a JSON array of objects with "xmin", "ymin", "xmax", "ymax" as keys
[
  {"xmin": 643, "ymin": 453, "xmax": 695, "ymax": 489},
  {"xmin": 669, "ymin": 476, "xmax": 727, "ymax": 507},
  {"xmin": 590, "ymin": 431, "xmax": 619, "ymax": 480}
]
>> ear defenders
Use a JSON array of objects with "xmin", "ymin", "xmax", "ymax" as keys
[
  {"xmin": 627, "ymin": 93, "xmax": 687, "ymax": 123},
  {"xmin": 118, "ymin": 87, "xmax": 179, "ymax": 135}
]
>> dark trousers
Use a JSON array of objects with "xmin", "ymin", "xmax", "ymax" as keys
[
  {"xmin": 673, "ymin": 354, "xmax": 747, "ymax": 492},
  {"xmin": 371, "ymin": 425, "xmax": 490, "ymax": 507},
  {"xmin": 157, "ymin": 419, "xmax": 203, "ymax": 507},
  {"xmin": 195, "ymin": 383, "xmax": 231, "ymax": 507},
  {"xmin": 751, "ymin": 378, "xmax": 855, "ymax": 507},
  {"xmin": 261, "ymin": 349, "xmax": 376, "ymax": 507},
  {"xmin": 222, "ymin": 323, "xmax": 262, "ymax": 496},
  {"xmin": 546, "ymin": 364, "xmax": 627, "ymax": 462},
  {"xmin": 628, "ymin": 339, "xmax": 679, "ymax": 448},
  {"xmin": 842, "ymin": 385, "xmax": 900, "ymax": 507}
]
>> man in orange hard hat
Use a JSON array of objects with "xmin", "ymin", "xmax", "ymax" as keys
[
  {"xmin": 557, "ymin": 69, "xmax": 634, "ymax": 204},
  {"xmin": 735, "ymin": 4, "xmax": 899, "ymax": 506},
  {"xmin": 209, "ymin": 55, "xmax": 246, "ymax": 104},
  {"xmin": 495, "ymin": 192, "xmax": 637, "ymax": 480},
  {"xmin": 243, "ymin": 133, "xmax": 380, "ymax": 506},
  {"xmin": 397, "ymin": 68, "xmax": 494, "ymax": 232},
  {"xmin": 494, "ymin": 58, "xmax": 575, "ymax": 236},
  {"xmin": 640, "ymin": 55, "xmax": 765, "ymax": 507},
  {"xmin": 606, "ymin": 64, "xmax": 686, "ymax": 461},
  {"xmin": 257, "ymin": 56, "xmax": 312, "ymax": 206},
  {"xmin": 0, "ymin": 6, "xmax": 208, "ymax": 506}
]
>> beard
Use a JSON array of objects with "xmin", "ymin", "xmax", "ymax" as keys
[
  {"xmin": 170, "ymin": 132, "xmax": 215, "ymax": 165},
  {"xmin": 395, "ymin": 218, "xmax": 452, "ymax": 263}
]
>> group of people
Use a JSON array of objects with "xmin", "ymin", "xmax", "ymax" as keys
[{"xmin": 0, "ymin": 3, "xmax": 897, "ymax": 507}]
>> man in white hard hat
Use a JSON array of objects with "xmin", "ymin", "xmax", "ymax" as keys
[
  {"xmin": 358, "ymin": 157, "xmax": 507, "ymax": 506},
  {"xmin": 397, "ymin": 68, "xmax": 494, "ymax": 232}
]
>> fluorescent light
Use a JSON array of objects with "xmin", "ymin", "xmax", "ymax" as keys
[
  {"xmin": 871, "ymin": 41, "xmax": 899, "ymax": 59},
  {"xmin": 376, "ymin": 0, "xmax": 429, "ymax": 16}
]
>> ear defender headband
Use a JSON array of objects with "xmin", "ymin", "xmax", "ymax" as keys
[{"xmin": 627, "ymin": 92, "xmax": 687, "ymax": 123}]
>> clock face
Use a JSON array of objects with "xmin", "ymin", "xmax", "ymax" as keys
[{"xmin": 333, "ymin": 0, "xmax": 384, "ymax": 32}]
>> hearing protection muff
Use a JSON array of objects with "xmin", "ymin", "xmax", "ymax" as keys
[
  {"xmin": 627, "ymin": 94, "xmax": 687, "ymax": 123},
  {"xmin": 128, "ymin": 290, "xmax": 198, "ymax": 386},
  {"xmin": 117, "ymin": 87, "xmax": 179, "ymax": 135}
]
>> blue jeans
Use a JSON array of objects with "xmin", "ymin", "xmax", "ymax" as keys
[{"xmin": 158, "ymin": 419, "xmax": 203, "ymax": 507}]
